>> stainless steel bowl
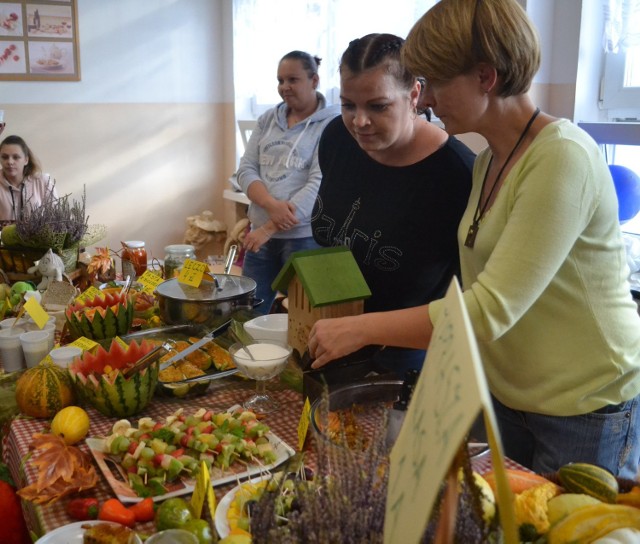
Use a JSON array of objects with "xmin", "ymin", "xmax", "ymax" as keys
[{"xmin": 155, "ymin": 276, "xmax": 259, "ymax": 328}]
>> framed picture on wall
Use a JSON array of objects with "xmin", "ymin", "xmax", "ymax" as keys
[{"xmin": 0, "ymin": 0, "xmax": 79, "ymax": 81}]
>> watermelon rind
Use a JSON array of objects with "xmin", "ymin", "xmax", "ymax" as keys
[
  {"xmin": 65, "ymin": 298, "xmax": 133, "ymax": 341},
  {"xmin": 68, "ymin": 339, "xmax": 158, "ymax": 417}
]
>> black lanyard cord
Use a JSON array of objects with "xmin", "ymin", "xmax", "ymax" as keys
[{"xmin": 8, "ymin": 182, "xmax": 25, "ymax": 222}]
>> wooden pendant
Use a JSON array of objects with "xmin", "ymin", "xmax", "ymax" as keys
[{"xmin": 464, "ymin": 222, "xmax": 478, "ymax": 248}]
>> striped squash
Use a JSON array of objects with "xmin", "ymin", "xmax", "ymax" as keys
[
  {"xmin": 558, "ymin": 462, "xmax": 619, "ymax": 504},
  {"xmin": 68, "ymin": 339, "xmax": 158, "ymax": 417},
  {"xmin": 15, "ymin": 361, "xmax": 76, "ymax": 418}
]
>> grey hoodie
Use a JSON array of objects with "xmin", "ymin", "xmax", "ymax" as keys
[{"xmin": 237, "ymin": 92, "xmax": 339, "ymax": 239}]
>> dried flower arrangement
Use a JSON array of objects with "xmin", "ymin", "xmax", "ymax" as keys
[
  {"xmin": 249, "ymin": 393, "xmax": 497, "ymax": 543},
  {"xmin": 0, "ymin": 184, "xmax": 107, "ymax": 272},
  {"xmin": 15, "ymin": 185, "xmax": 90, "ymax": 250}
]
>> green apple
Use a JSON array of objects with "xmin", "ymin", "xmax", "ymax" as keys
[{"xmin": 10, "ymin": 281, "xmax": 36, "ymax": 305}]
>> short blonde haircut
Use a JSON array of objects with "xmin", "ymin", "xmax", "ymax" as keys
[{"xmin": 402, "ymin": 0, "xmax": 541, "ymax": 97}]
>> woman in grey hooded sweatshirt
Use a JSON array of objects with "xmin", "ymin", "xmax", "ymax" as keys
[{"xmin": 237, "ymin": 50, "xmax": 340, "ymax": 313}]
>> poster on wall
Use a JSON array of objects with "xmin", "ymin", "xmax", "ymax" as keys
[{"xmin": 0, "ymin": 0, "xmax": 79, "ymax": 81}]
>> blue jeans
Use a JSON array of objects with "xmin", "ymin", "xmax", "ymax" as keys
[
  {"xmin": 492, "ymin": 394, "xmax": 640, "ymax": 479},
  {"xmin": 241, "ymin": 236, "xmax": 320, "ymax": 315}
]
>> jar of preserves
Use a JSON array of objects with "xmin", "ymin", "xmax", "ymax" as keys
[
  {"xmin": 121, "ymin": 240, "xmax": 147, "ymax": 279},
  {"xmin": 164, "ymin": 244, "xmax": 196, "ymax": 279}
]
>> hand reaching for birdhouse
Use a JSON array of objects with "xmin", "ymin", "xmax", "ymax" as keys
[{"xmin": 309, "ymin": 305, "xmax": 433, "ymax": 369}]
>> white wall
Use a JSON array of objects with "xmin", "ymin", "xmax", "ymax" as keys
[
  {"xmin": 1, "ymin": 0, "xmax": 233, "ymax": 103},
  {"xmin": 0, "ymin": 0, "xmax": 237, "ymax": 265}
]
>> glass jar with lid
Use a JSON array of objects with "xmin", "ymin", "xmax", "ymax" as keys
[
  {"xmin": 121, "ymin": 240, "xmax": 147, "ymax": 279},
  {"xmin": 164, "ymin": 244, "xmax": 196, "ymax": 279}
]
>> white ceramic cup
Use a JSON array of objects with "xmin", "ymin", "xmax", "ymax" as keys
[
  {"xmin": 20, "ymin": 330, "xmax": 50, "ymax": 368},
  {"xmin": 49, "ymin": 346, "xmax": 82, "ymax": 369},
  {"xmin": 0, "ymin": 327, "xmax": 26, "ymax": 372}
]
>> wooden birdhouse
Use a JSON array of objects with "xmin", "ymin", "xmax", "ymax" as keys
[{"xmin": 272, "ymin": 246, "xmax": 371, "ymax": 357}]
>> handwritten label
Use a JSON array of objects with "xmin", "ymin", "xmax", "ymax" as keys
[
  {"xmin": 177, "ymin": 259, "xmax": 207, "ymax": 287},
  {"xmin": 384, "ymin": 279, "xmax": 518, "ymax": 544},
  {"xmin": 297, "ymin": 397, "xmax": 311, "ymax": 452},
  {"xmin": 191, "ymin": 460, "xmax": 216, "ymax": 520},
  {"xmin": 76, "ymin": 286, "xmax": 103, "ymax": 304},
  {"xmin": 23, "ymin": 297, "xmax": 49, "ymax": 329},
  {"xmin": 138, "ymin": 270, "xmax": 164, "ymax": 295},
  {"xmin": 68, "ymin": 337, "xmax": 97, "ymax": 353}
]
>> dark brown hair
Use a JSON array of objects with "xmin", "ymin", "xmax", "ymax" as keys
[
  {"xmin": 0, "ymin": 135, "xmax": 42, "ymax": 177},
  {"xmin": 280, "ymin": 50, "xmax": 321, "ymax": 79},
  {"xmin": 340, "ymin": 33, "xmax": 415, "ymax": 92}
]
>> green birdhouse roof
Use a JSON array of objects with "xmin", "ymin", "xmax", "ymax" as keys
[{"xmin": 271, "ymin": 246, "xmax": 371, "ymax": 308}]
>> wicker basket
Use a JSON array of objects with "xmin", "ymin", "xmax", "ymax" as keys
[
  {"xmin": 0, "ymin": 246, "xmax": 47, "ymax": 274},
  {"xmin": 0, "ymin": 245, "xmax": 78, "ymax": 275}
]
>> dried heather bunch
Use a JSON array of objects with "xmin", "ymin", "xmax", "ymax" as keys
[
  {"xmin": 250, "ymin": 388, "xmax": 498, "ymax": 543},
  {"xmin": 16, "ymin": 185, "xmax": 89, "ymax": 249},
  {"xmin": 250, "ymin": 389, "xmax": 390, "ymax": 544}
]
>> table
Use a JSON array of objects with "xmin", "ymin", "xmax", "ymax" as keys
[
  {"xmin": 3, "ymin": 376, "xmax": 522, "ymax": 539},
  {"xmin": 3, "ymin": 377, "xmax": 306, "ymax": 538}
]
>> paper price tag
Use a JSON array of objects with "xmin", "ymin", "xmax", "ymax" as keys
[
  {"xmin": 76, "ymin": 286, "xmax": 104, "ymax": 304},
  {"xmin": 191, "ymin": 460, "xmax": 216, "ymax": 520},
  {"xmin": 23, "ymin": 297, "xmax": 49, "ymax": 329},
  {"xmin": 178, "ymin": 259, "xmax": 207, "ymax": 287},
  {"xmin": 68, "ymin": 337, "xmax": 97, "ymax": 353},
  {"xmin": 138, "ymin": 270, "xmax": 164, "ymax": 295},
  {"xmin": 297, "ymin": 397, "xmax": 311, "ymax": 452}
]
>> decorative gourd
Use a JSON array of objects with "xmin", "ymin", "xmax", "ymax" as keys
[
  {"xmin": 547, "ymin": 503, "xmax": 640, "ymax": 544},
  {"xmin": 15, "ymin": 361, "xmax": 76, "ymax": 418},
  {"xmin": 557, "ymin": 462, "xmax": 619, "ymax": 504},
  {"xmin": 51, "ymin": 405, "xmax": 90, "ymax": 445},
  {"xmin": 68, "ymin": 339, "xmax": 158, "ymax": 417},
  {"xmin": 65, "ymin": 288, "xmax": 133, "ymax": 341}
]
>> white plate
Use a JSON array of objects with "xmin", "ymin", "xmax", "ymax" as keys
[
  {"xmin": 35, "ymin": 520, "xmax": 142, "ymax": 544},
  {"xmin": 214, "ymin": 474, "xmax": 272, "ymax": 539},
  {"xmin": 87, "ymin": 432, "xmax": 294, "ymax": 504}
]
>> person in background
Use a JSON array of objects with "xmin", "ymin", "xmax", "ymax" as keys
[
  {"xmin": 0, "ymin": 135, "xmax": 58, "ymax": 227},
  {"xmin": 308, "ymin": 0, "xmax": 640, "ymax": 479},
  {"xmin": 237, "ymin": 50, "xmax": 340, "ymax": 313},
  {"xmin": 311, "ymin": 33, "xmax": 474, "ymax": 375}
]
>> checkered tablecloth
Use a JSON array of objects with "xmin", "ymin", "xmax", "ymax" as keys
[
  {"xmin": 3, "ymin": 378, "xmax": 308, "ymax": 538},
  {"xmin": 4, "ymin": 376, "xmax": 526, "ymax": 539}
]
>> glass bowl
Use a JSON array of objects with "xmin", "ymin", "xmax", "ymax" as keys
[{"xmin": 228, "ymin": 341, "xmax": 292, "ymax": 380}]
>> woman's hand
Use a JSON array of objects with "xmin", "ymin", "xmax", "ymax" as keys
[
  {"xmin": 308, "ymin": 315, "xmax": 369, "ymax": 369},
  {"xmin": 266, "ymin": 200, "xmax": 299, "ymax": 230},
  {"xmin": 244, "ymin": 223, "xmax": 274, "ymax": 253}
]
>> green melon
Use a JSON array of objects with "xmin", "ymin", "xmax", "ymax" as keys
[
  {"xmin": 65, "ymin": 288, "xmax": 133, "ymax": 340},
  {"xmin": 68, "ymin": 339, "xmax": 158, "ymax": 417}
]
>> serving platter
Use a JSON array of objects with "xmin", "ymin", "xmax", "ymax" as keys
[
  {"xmin": 35, "ymin": 520, "xmax": 142, "ymax": 544},
  {"xmin": 87, "ymin": 431, "xmax": 295, "ymax": 504},
  {"xmin": 214, "ymin": 474, "xmax": 271, "ymax": 538}
]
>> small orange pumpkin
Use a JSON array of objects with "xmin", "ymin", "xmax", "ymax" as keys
[{"xmin": 15, "ymin": 361, "xmax": 76, "ymax": 418}]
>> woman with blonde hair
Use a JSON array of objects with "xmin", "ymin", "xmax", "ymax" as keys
[{"xmin": 308, "ymin": 0, "xmax": 640, "ymax": 478}]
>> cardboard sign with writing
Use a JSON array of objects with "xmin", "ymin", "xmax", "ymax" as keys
[
  {"xmin": 298, "ymin": 397, "xmax": 311, "ymax": 452},
  {"xmin": 384, "ymin": 279, "xmax": 517, "ymax": 544},
  {"xmin": 138, "ymin": 270, "xmax": 164, "ymax": 295},
  {"xmin": 178, "ymin": 259, "xmax": 207, "ymax": 287}
]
